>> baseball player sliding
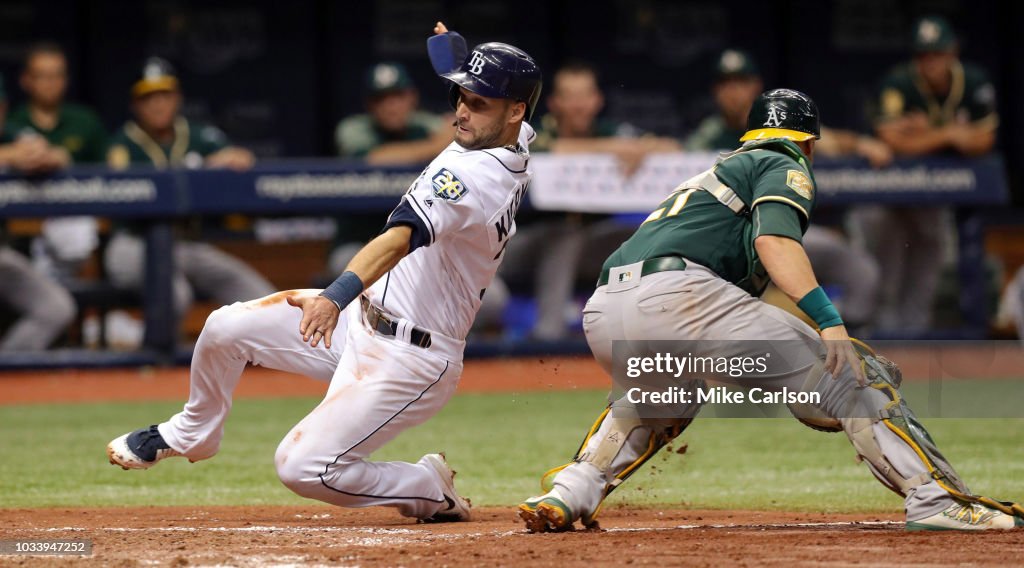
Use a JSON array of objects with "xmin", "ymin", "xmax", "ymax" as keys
[
  {"xmin": 519, "ymin": 89, "xmax": 1024, "ymax": 532},
  {"xmin": 106, "ymin": 22, "xmax": 541, "ymax": 523}
]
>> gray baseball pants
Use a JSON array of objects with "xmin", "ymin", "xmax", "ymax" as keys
[
  {"xmin": 0, "ymin": 246, "xmax": 77, "ymax": 351},
  {"xmin": 549, "ymin": 260, "xmax": 954, "ymax": 521},
  {"xmin": 104, "ymin": 232, "xmax": 275, "ymax": 318}
]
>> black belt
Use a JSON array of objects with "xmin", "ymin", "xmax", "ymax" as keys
[
  {"xmin": 360, "ymin": 296, "xmax": 432, "ymax": 349},
  {"xmin": 597, "ymin": 256, "xmax": 687, "ymax": 286}
]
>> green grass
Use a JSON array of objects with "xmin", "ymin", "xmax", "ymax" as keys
[{"xmin": 1, "ymin": 384, "xmax": 1022, "ymax": 513}]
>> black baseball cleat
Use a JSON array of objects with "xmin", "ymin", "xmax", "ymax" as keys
[
  {"xmin": 419, "ymin": 453, "xmax": 472, "ymax": 522},
  {"xmin": 107, "ymin": 425, "xmax": 184, "ymax": 470}
]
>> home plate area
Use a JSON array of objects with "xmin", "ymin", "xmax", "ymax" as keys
[{"xmin": 3, "ymin": 506, "xmax": 1022, "ymax": 567}]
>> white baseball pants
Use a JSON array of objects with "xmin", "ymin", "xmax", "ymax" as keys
[{"xmin": 158, "ymin": 290, "xmax": 465, "ymax": 519}]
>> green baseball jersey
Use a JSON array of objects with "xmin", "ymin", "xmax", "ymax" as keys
[
  {"xmin": 530, "ymin": 113, "xmax": 621, "ymax": 153},
  {"xmin": 107, "ymin": 117, "xmax": 228, "ymax": 168},
  {"xmin": 6, "ymin": 103, "xmax": 109, "ymax": 163},
  {"xmin": 683, "ymin": 115, "xmax": 745, "ymax": 151},
  {"xmin": 873, "ymin": 60, "xmax": 997, "ymax": 128},
  {"xmin": 603, "ymin": 139, "xmax": 816, "ymax": 296},
  {"xmin": 335, "ymin": 111, "xmax": 442, "ymax": 158}
]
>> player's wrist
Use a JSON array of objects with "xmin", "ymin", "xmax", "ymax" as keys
[
  {"xmin": 797, "ymin": 286, "xmax": 844, "ymax": 330},
  {"xmin": 320, "ymin": 271, "xmax": 364, "ymax": 312}
]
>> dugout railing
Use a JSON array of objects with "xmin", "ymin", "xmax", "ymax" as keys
[{"xmin": 0, "ymin": 154, "xmax": 1009, "ymax": 369}]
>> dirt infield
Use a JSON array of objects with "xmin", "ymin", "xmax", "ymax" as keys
[
  {"xmin": 4, "ymin": 350, "xmax": 1024, "ymax": 565},
  {"xmin": 4, "ymin": 505, "xmax": 1024, "ymax": 566}
]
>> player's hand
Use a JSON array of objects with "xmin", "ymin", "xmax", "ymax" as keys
[
  {"xmin": 820, "ymin": 325, "xmax": 866, "ymax": 387},
  {"xmin": 205, "ymin": 147, "xmax": 255, "ymax": 171},
  {"xmin": 287, "ymin": 294, "xmax": 341, "ymax": 349},
  {"xmin": 434, "ymin": 21, "xmax": 449, "ymax": 34},
  {"xmin": 855, "ymin": 136, "xmax": 893, "ymax": 169}
]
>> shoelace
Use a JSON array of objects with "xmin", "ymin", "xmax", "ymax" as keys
[{"xmin": 136, "ymin": 427, "xmax": 165, "ymax": 448}]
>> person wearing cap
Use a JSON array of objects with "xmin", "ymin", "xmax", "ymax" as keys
[
  {"xmin": 857, "ymin": 15, "xmax": 998, "ymax": 332},
  {"xmin": 686, "ymin": 49, "xmax": 892, "ymax": 164},
  {"xmin": 685, "ymin": 49, "xmax": 889, "ymax": 331},
  {"xmin": 103, "ymin": 57, "xmax": 272, "ymax": 325},
  {"xmin": 684, "ymin": 49, "xmax": 763, "ymax": 152},
  {"xmin": 0, "ymin": 72, "xmax": 77, "ymax": 351},
  {"xmin": 334, "ymin": 62, "xmax": 452, "ymax": 164},
  {"xmin": 107, "ymin": 57, "xmax": 254, "ymax": 170}
]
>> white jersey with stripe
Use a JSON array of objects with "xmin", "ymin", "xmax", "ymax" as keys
[{"xmin": 365, "ymin": 122, "xmax": 535, "ymax": 340}]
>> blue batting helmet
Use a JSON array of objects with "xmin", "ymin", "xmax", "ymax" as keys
[{"xmin": 440, "ymin": 42, "xmax": 542, "ymax": 121}]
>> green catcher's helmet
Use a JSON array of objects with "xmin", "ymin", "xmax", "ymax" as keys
[{"xmin": 740, "ymin": 88, "xmax": 820, "ymax": 142}]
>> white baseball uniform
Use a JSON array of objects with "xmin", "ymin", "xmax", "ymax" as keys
[{"xmin": 157, "ymin": 123, "xmax": 535, "ymax": 519}]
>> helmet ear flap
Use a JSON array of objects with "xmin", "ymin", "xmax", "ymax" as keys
[{"xmin": 448, "ymin": 84, "xmax": 461, "ymax": 111}]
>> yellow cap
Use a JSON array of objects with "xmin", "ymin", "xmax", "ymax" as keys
[
  {"xmin": 131, "ymin": 76, "xmax": 178, "ymax": 98},
  {"xmin": 739, "ymin": 128, "xmax": 817, "ymax": 142}
]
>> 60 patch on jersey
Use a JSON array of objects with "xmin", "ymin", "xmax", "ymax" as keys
[{"xmin": 432, "ymin": 168, "xmax": 469, "ymax": 202}]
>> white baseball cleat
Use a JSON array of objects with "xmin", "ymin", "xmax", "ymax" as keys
[
  {"xmin": 107, "ymin": 425, "xmax": 184, "ymax": 470},
  {"xmin": 420, "ymin": 453, "xmax": 472, "ymax": 522},
  {"xmin": 906, "ymin": 502, "xmax": 1024, "ymax": 531}
]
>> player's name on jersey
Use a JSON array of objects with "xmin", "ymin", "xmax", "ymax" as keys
[{"xmin": 625, "ymin": 385, "xmax": 821, "ymax": 406}]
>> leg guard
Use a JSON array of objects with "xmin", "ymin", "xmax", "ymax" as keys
[
  {"xmin": 539, "ymin": 403, "xmax": 693, "ymax": 525},
  {"xmin": 845, "ymin": 340, "xmax": 1024, "ymax": 520}
]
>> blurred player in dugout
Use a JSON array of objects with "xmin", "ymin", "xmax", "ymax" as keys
[
  {"xmin": 855, "ymin": 15, "xmax": 997, "ymax": 332},
  {"xmin": 106, "ymin": 57, "xmax": 274, "ymax": 320},
  {"xmin": 12, "ymin": 42, "xmax": 108, "ymax": 284},
  {"xmin": 0, "ymin": 73, "xmax": 77, "ymax": 351},
  {"xmin": 687, "ymin": 48, "xmax": 892, "ymax": 331},
  {"xmin": 331, "ymin": 62, "xmax": 507, "ymax": 332},
  {"xmin": 501, "ymin": 61, "xmax": 679, "ymax": 339}
]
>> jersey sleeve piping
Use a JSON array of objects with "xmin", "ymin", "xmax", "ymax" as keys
[{"xmin": 751, "ymin": 195, "xmax": 809, "ymax": 220}]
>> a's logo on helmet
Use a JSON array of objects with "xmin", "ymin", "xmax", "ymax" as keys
[
  {"xmin": 764, "ymin": 104, "xmax": 787, "ymax": 127},
  {"xmin": 467, "ymin": 51, "xmax": 486, "ymax": 75}
]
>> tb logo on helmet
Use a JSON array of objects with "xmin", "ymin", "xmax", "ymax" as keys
[
  {"xmin": 765, "ymin": 105, "xmax": 787, "ymax": 127},
  {"xmin": 467, "ymin": 51, "xmax": 486, "ymax": 75}
]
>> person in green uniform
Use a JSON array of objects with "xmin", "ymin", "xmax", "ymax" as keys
[
  {"xmin": 517, "ymin": 89, "xmax": 1023, "ymax": 533},
  {"xmin": 684, "ymin": 49, "xmax": 762, "ymax": 152},
  {"xmin": 685, "ymin": 49, "xmax": 887, "ymax": 330},
  {"xmin": 107, "ymin": 57, "xmax": 253, "ymax": 170},
  {"xmin": 330, "ymin": 62, "xmax": 450, "ymax": 269},
  {"xmin": 8, "ymin": 43, "xmax": 109, "ymax": 282},
  {"xmin": 0, "ymin": 73, "xmax": 77, "ymax": 351},
  {"xmin": 502, "ymin": 61, "xmax": 679, "ymax": 339},
  {"xmin": 857, "ymin": 15, "xmax": 998, "ymax": 332},
  {"xmin": 334, "ymin": 62, "xmax": 451, "ymax": 164},
  {"xmin": 8, "ymin": 42, "xmax": 107, "ymax": 164},
  {"xmin": 104, "ymin": 57, "xmax": 272, "ymax": 320}
]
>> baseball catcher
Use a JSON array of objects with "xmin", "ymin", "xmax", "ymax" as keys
[{"xmin": 519, "ymin": 89, "xmax": 1024, "ymax": 532}]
